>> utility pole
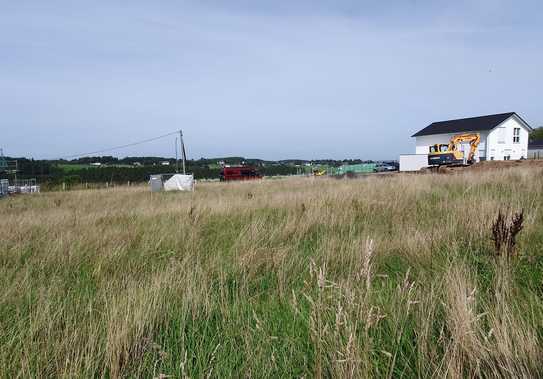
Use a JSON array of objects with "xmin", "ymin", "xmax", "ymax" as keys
[
  {"xmin": 179, "ymin": 130, "xmax": 186, "ymax": 174},
  {"xmin": 175, "ymin": 137, "xmax": 179, "ymax": 173}
]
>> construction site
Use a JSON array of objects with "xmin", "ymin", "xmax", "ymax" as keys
[{"xmin": 0, "ymin": 150, "xmax": 40, "ymax": 197}]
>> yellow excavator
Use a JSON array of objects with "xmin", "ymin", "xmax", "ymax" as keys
[
  {"xmin": 428, "ymin": 133, "xmax": 481, "ymax": 166},
  {"xmin": 313, "ymin": 169, "xmax": 327, "ymax": 176}
]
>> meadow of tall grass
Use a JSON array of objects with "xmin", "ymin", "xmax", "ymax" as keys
[{"xmin": 1, "ymin": 168, "xmax": 542, "ymax": 378}]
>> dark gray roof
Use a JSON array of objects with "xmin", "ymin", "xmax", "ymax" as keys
[{"xmin": 412, "ymin": 112, "xmax": 518, "ymax": 137}]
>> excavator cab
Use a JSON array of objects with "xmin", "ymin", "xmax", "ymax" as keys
[{"xmin": 429, "ymin": 144, "xmax": 450, "ymax": 154}]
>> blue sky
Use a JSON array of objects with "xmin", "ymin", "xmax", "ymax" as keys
[{"xmin": 1, "ymin": 0, "xmax": 542, "ymax": 160}]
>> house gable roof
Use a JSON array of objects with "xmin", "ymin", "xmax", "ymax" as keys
[{"xmin": 412, "ymin": 112, "xmax": 525, "ymax": 137}]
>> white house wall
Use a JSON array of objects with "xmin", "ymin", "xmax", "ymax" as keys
[
  {"xmin": 415, "ymin": 131, "xmax": 489, "ymax": 160},
  {"xmin": 485, "ymin": 116, "xmax": 529, "ymax": 160}
]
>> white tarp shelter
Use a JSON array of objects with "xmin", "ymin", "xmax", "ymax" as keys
[{"xmin": 163, "ymin": 174, "xmax": 194, "ymax": 192}]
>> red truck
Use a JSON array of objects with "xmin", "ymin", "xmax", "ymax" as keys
[{"xmin": 220, "ymin": 166, "xmax": 262, "ymax": 181}]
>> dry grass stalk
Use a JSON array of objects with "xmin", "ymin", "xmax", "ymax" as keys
[{"xmin": 491, "ymin": 209, "xmax": 524, "ymax": 259}]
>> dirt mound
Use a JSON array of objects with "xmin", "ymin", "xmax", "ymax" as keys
[
  {"xmin": 419, "ymin": 159, "xmax": 543, "ymax": 174},
  {"xmin": 450, "ymin": 159, "xmax": 543, "ymax": 173},
  {"xmin": 468, "ymin": 159, "xmax": 543, "ymax": 171}
]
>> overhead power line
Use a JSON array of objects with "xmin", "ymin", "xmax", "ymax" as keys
[{"xmin": 59, "ymin": 131, "xmax": 180, "ymax": 160}]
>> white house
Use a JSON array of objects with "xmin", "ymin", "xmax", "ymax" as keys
[{"xmin": 412, "ymin": 112, "xmax": 532, "ymax": 161}]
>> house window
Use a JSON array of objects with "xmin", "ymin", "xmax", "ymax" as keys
[{"xmin": 513, "ymin": 128, "xmax": 520, "ymax": 143}]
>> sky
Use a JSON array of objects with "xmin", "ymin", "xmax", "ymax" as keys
[{"xmin": 1, "ymin": 0, "xmax": 542, "ymax": 160}]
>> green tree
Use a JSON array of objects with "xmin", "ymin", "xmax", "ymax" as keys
[{"xmin": 530, "ymin": 127, "xmax": 543, "ymax": 142}]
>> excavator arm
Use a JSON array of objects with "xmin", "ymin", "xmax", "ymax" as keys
[{"xmin": 448, "ymin": 133, "xmax": 480, "ymax": 162}]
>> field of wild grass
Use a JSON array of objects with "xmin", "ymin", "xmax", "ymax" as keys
[{"xmin": 1, "ymin": 168, "xmax": 543, "ymax": 378}]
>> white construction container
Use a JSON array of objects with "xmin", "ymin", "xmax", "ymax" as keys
[
  {"xmin": 0, "ymin": 179, "xmax": 8, "ymax": 197},
  {"xmin": 399, "ymin": 154, "xmax": 428, "ymax": 172},
  {"xmin": 149, "ymin": 175, "xmax": 164, "ymax": 192}
]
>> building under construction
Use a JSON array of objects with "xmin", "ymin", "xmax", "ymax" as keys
[{"xmin": 0, "ymin": 150, "xmax": 40, "ymax": 197}]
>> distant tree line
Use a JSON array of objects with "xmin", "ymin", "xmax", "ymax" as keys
[
  {"xmin": 0, "ymin": 157, "xmax": 299, "ymax": 185},
  {"xmin": 530, "ymin": 127, "xmax": 543, "ymax": 142},
  {"xmin": 0, "ymin": 155, "xmax": 404, "ymax": 187}
]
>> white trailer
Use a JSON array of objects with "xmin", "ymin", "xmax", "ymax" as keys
[{"xmin": 399, "ymin": 154, "xmax": 428, "ymax": 172}]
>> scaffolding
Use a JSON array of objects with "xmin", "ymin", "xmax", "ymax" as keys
[{"xmin": 8, "ymin": 178, "xmax": 40, "ymax": 194}]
